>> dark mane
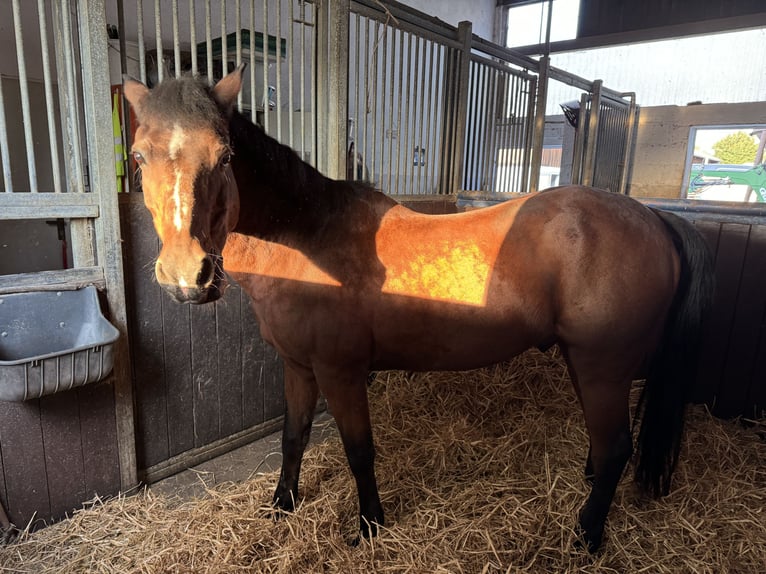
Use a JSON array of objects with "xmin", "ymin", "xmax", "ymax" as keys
[{"xmin": 227, "ymin": 109, "xmax": 393, "ymax": 244}]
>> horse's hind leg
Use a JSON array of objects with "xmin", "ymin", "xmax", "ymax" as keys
[
  {"xmin": 561, "ymin": 350, "xmax": 595, "ymax": 482},
  {"xmin": 273, "ymin": 363, "xmax": 319, "ymax": 513},
  {"xmin": 567, "ymin": 351, "xmax": 634, "ymax": 552}
]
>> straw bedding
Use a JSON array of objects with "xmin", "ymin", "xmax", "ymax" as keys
[{"xmin": 1, "ymin": 349, "xmax": 764, "ymax": 573}]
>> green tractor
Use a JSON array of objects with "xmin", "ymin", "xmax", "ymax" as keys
[{"xmin": 688, "ymin": 163, "xmax": 766, "ymax": 202}]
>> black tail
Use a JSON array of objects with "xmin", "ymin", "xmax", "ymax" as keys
[{"xmin": 634, "ymin": 210, "xmax": 715, "ymax": 498}]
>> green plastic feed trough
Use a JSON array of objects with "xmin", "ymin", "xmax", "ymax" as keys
[{"xmin": 0, "ymin": 286, "xmax": 119, "ymax": 401}]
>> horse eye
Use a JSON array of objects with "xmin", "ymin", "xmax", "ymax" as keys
[
  {"xmin": 133, "ymin": 151, "xmax": 146, "ymax": 166},
  {"xmin": 220, "ymin": 152, "xmax": 232, "ymax": 167}
]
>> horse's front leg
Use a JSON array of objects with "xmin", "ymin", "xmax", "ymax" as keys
[
  {"xmin": 272, "ymin": 363, "xmax": 319, "ymax": 513},
  {"xmin": 316, "ymin": 364, "xmax": 383, "ymax": 540}
]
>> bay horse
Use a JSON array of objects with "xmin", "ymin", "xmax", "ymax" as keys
[{"xmin": 123, "ymin": 66, "xmax": 714, "ymax": 552}]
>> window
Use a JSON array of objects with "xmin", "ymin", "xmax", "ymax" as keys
[
  {"xmin": 505, "ymin": 0, "xmax": 580, "ymax": 49},
  {"xmin": 683, "ymin": 126, "xmax": 766, "ymax": 202}
]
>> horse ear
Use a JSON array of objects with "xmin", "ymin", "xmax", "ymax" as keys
[
  {"xmin": 213, "ymin": 63, "xmax": 247, "ymax": 115},
  {"xmin": 123, "ymin": 75, "xmax": 149, "ymax": 119}
]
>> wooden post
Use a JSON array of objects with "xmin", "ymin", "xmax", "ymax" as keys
[
  {"xmin": 450, "ymin": 20, "xmax": 472, "ymax": 194},
  {"xmin": 76, "ymin": 0, "xmax": 137, "ymax": 492}
]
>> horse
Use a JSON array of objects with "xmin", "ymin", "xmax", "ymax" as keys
[{"xmin": 123, "ymin": 65, "xmax": 714, "ymax": 552}]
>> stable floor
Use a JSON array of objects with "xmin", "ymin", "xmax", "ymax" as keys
[{"xmin": 149, "ymin": 412, "xmax": 337, "ymax": 502}]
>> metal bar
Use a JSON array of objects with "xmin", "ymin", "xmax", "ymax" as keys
[
  {"xmin": 155, "ymin": 0, "xmax": 163, "ymax": 83},
  {"xmin": 370, "ymin": 20, "xmax": 379, "ymax": 183},
  {"xmin": 380, "ymin": 22, "xmax": 387, "ymax": 190},
  {"xmin": 249, "ymin": 0, "xmax": 256, "ymax": 121},
  {"xmin": 326, "ymin": 0, "xmax": 349, "ymax": 180},
  {"xmin": 12, "ymin": 0, "xmax": 39, "ymax": 192},
  {"xmin": 422, "ymin": 39, "xmax": 434, "ymax": 194},
  {"xmin": 236, "ymin": 0, "xmax": 242, "ymax": 109},
  {"xmin": 481, "ymin": 65, "xmax": 496, "ymax": 192},
  {"xmin": 137, "ymin": 0, "xmax": 146, "ymax": 83},
  {"xmin": 262, "ymin": 0, "xmax": 269, "ymax": 133},
  {"xmin": 206, "ymin": 0, "xmax": 213, "ymax": 84},
  {"xmin": 402, "ymin": 32, "xmax": 413, "ymax": 193},
  {"xmin": 352, "ymin": 12, "xmax": 361, "ymax": 180},
  {"xmin": 37, "ymin": 0, "xmax": 62, "ymax": 194},
  {"xmin": 522, "ymin": 75, "xmax": 537, "ymax": 192},
  {"xmin": 464, "ymin": 62, "xmax": 476, "ymax": 190},
  {"xmin": 275, "ymin": 0, "xmax": 282, "ymax": 141},
  {"xmin": 528, "ymin": 55, "xmax": 548, "ymax": 193},
  {"xmin": 410, "ymin": 35, "xmax": 423, "ymax": 192},
  {"xmin": 416, "ymin": 36, "xmax": 428, "ymax": 194},
  {"xmin": 0, "ymin": 75, "xmax": 13, "ymax": 193},
  {"xmin": 61, "ymin": 0, "xmax": 86, "ymax": 194},
  {"xmin": 582, "ymin": 79, "xmax": 602, "ymax": 187},
  {"xmin": 309, "ymin": 0, "xmax": 317, "ymax": 167},
  {"xmin": 299, "ymin": 0, "xmax": 306, "ymax": 159},
  {"xmin": 427, "ymin": 42, "xmax": 441, "ymax": 194},
  {"xmin": 172, "ymin": 0, "xmax": 180, "ymax": 77},
  {"xmin": 221, "ymin": 0, "xmax": 227, "ymax": 76},
  {"xmin": 394, "ymin": 27, "xmax": 404, "ymax": 194},
  {"xmin": 451, "ymin": 21, "xmax": 472, "ymax": 193},
  {"xmin": 618, "ymin": 95, "xmax": 637, "ymax": 194},
  {"xmin": 360, "ymin": 18, "xmax": 370, "ymax": 184},
  {"xmin": 385, "ymin": 27, "xmax": 396, "ymax": 192},
  {"xmin": 288, "ymin": 0, "xmax": 294, "ymax": 148},
  {"xmin": 190, "ymin": 0, "xmax": 197, "ymax": 76}
]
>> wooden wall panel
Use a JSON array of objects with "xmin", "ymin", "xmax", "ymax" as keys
[
  {"xmin": 40, "ymin": 392, "xmax": 86, "ymax": 519},
  {"xmin": 0, "ymin": 401, "xmax": 50, "ymax": 527},
  {"xmin": 657, "ymin": 207, "xmax": 766, "ymax": 419},
  {"xmin": 217, "ymin": 282, "xmax": 244, "ymax": 438},
  {"xmin": 120, "ymin": 195, "xmax": 284, "ymax": 482}
]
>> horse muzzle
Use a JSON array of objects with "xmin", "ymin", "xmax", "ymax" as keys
[{"xmin": 156, "ymin": 254, "xmax": 225, "ymax": 304}]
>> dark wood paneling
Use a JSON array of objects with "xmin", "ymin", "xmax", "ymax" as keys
[
  {"xmin": 217, "ymin": 282, "xmax": 244, "ymax": 438},
  {"xmin": 121, "ymin": 193, "xmax": 286, "ymax": 481},
  {"xmin": 716, "ymin": 225, "xmax": 766, "ymax": 417},
  {"xmin": 78, "ymin": 382, "xmax": 121, "ymax": 499},
  {"xmin": 163, "ymin": 299, "xmax": 194, "ymax": 457},
  {"xmin": 123, "ymin": 200, "xmax": 169, "ymax": 470},
  {"xmin": 695, "ymin": 223, "xmax": 750, "ymax": 407},
  {"xmin": 190, "ymin": 303, "xmax": 221, "ymax": 447},
  {"xmin": 40, "ymin": 392, "xmax": 86, "ymax": 519},
  {"xmin": 0, "ymin": 401, "xmax": 50, "ymax": 527}
]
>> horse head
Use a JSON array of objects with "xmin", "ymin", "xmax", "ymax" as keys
[{"xmin": 123, "ymin": 66, "xmax": 245, "ymax": 304}]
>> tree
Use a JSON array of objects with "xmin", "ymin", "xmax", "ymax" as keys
[{"xmin": 712, "ymin": 132, "xmax": 758, "ymax": 164}]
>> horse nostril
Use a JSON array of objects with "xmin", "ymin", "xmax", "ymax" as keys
[{"xmin": 197, "ymin": 256, "xmax": 215, "ymax": 287}]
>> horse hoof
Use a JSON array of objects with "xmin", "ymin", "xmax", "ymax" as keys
[{"xmin": 574, "ymin": 524, "xmax": 603, "ymax": 554}]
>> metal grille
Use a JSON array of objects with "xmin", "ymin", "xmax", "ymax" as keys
[
  {"xmin": 114, "ymin": 0, "xmax": 318, "ymax": 182},
  {"xmin": 571, "ymin": 80, "xmax": 636, "ymax": 194},
  {"xmin": 462, "ymin": 55, "xmax": 536, "ymax": 194},
  {"xmin": 347, "ymin": 5, "xmax": 460, "ymax": 195}
]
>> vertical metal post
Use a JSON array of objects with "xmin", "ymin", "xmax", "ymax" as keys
[
  {"xmin": 582, "ymin": 79, "xmax": 602, "ymax": 187},
  {"xmin": 37, "ymin": 0, "xmax": 62, "ymax": 194},
  {"xmin": 321, "ymin": 0, "xmax": 349, "ymax": 180},
  {"xmin": 618, "ymin": 94, "xmax": 637, "ymax": 194},
  {"xmin": 12, "ymin": 0, "xmax": 39, "ymax": 192},
  {"xmin": 76, "ymin": 0, "xmax": 136, "ymax": 492},
  {"xmin": 529, "ymin": 55, "xmax": 549, "ymax": 193},
  {"xmin": 450, "ymin": 21, "xmax": 472, "ymax": 194},
  {"xmin": 0, "ymin": 75, "xmax": 11, "ymax": 192}
]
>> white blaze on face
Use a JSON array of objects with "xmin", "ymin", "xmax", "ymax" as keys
[
  {"xmin": 168, "ymin": 124, "xmax": 189, "ymax": 233},
  {"xmin": 172, "ymin": 169, "xmax": 183, "ymax": 231}
]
